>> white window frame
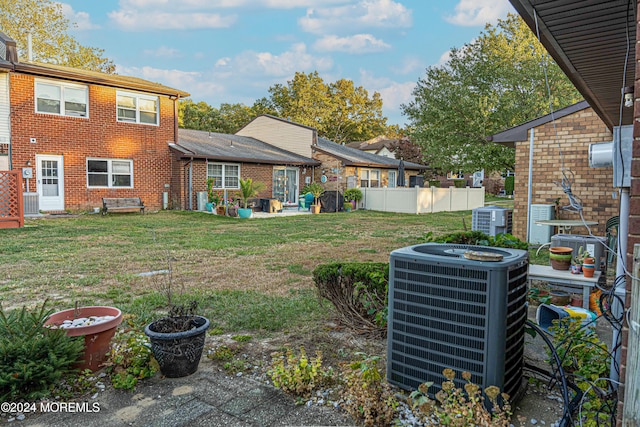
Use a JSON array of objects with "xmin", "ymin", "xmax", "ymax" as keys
[
  {"xmin": 35, "ymin": 79, "xmax": 88, "ymax": 118},
  {"xmin": 447, "ymin": 171, "xmax": 465, "ymax": 180},
  {"xmin": 116, "ymin": 91, "xmax": 159, "ymax": 125},
  {"xmin": 207, "ymin": 162, "xmax": 240, "ymax": 189},
  {"xmin": 360, "ymin": 168, "xmax": 381, "ymax": 188},
  {"xmin": 388, "ymin": 170, "xmax": 397, "ymax": 188},
  {"xmin": 86, "ymin": 158, "xmax": 134, "ymax": 188}
]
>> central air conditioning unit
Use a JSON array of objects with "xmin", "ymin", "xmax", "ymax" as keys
[
  {"xmin": 196, "ymin": 191, "xmax": 208, "ymax": 211},
  {"xmin": 387, "ymin": 243, "xmax": 529, "ymax": 402},
  {"xmin": 529, "ymin": 204, "xmax": 555, "ymax": 245},
  {"xmin": 23, "ymin": 192, "xmax": 39, "ymax": 215},
  {"xmin": 472, "ymin": 206, "xmax": 513, "ymax": 236}
]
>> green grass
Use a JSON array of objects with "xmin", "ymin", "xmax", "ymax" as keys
[{"xmin": 0, "ymin": 210, "xmax": 470, "ymax": 335}]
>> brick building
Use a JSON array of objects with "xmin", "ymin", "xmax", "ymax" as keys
[
  {"xmin": 0, "ymin": 32, "xmax": 188, "ymax": 212},
  {"xmin": 171, "ymin": 115, "xmax": 425, "ymax": 210},
  {"xmin": 490, "ymin": 101, "xmax": 617, "ymax": 240}
]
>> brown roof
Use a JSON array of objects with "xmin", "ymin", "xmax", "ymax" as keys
[
  {"xmin": 510, "ymin": 0, "xmax": 635, "ymax": 128},
  {"xmin": 14, "ymin": 61, "xmax": 189, "ymax": 98}
]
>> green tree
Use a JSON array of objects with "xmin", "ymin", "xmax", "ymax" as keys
[
  {"xmin": 402, "ymin": 14, "xmax": 582, "ymax": 174},
  {"xmin": 0, "ymin": 0, "xmax": 114, "ymax": 73},
  {"xmin": 267, "ymin": 71, "xmax": 388, "ymax": 144}
]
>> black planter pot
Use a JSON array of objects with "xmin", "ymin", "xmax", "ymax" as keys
[{"xmin": 144, "ymin": 315, "xmax": 210, "ymax": 378}]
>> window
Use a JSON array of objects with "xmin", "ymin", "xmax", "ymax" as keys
[
  {"xmin": 207, "ymin": 163, "xmax": 240, "ymax": 189},
  {"xmin": 87, "ymin": 159, "xmax": 133, "ymax": 188},
  {"xmin": 117, "ymin": 91, "xmax": 158, "ymax": 125},
  {"xmin": 447, "ymin": 171, "xmax": 465, "ymax": 180},
  {"xmin": 388, "ymin": 170, "xmax": 397, "ymax": 188},
  {"xmin": 360, "ymin": 169, "xmax": 381, "ymax": 188},
  {"xmin": 35, "ymin": 80, "xmax": 88, "ymax": 117}
]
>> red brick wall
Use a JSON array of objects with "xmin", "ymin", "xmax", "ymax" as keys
[
  {"xmin": 512, "ymin": 107, "xmax": 617, "ymax": 240},
  {"xmin": 10, "ymin": 73, "xmax": 178, "ymax": 211}
]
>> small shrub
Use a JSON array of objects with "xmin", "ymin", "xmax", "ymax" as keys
[
  {"xmin": 409, "ymin": 369, "xmax": 512, "ymax": 426},
  {"xmin": 313, "ymin": 262, "xmax": 389, "ymax": 335},
  {"xmin": 268, "ymin": 347, "xmax": 333, "ymax": 396},
  {"xmin": 453, "ymin": 180, "xmax": 466, "ymax": 188},
  {"xmin": 208, "ymin": 344, "xmax": 238, "ymax": 362},
  {"xmin": 0, "ymin": 302, "xmax": 84, "ymax": 401},
  {"xmin": 340, "ymin": 352, "xmax": 398, "ymax": 427},
  {"xmin": 504, "ymin": 176, "xmax": 515, "ymax": 195},
  {"xmin": 428, "ymin": 179, "xmax": 441, "ymax": 187},
  {"xmin": 105, "ymin": 328, "xmax": 157, "ymax": 391},
  {"xmin": 343, "ymin": 188, "xmax": 363, "ymax": 202},
  {"xmin": 426, "ymin": 230, "xmax": 528, "ymax": 250}
]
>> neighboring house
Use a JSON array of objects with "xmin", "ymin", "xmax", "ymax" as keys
[
  {"xmin": 171, "ymin": 115, "xmax": 425, "ymax": 209},
  {"xmin": 345, "ymin": 136, "xmax": 398, "ymax": 158},
  {"xmin": 489, "ymin": 101, "xmax": 617, "ymax": 240},
  {"xmin": 0, "ymin": 32, "xmax": 189, "ymax": 212}
]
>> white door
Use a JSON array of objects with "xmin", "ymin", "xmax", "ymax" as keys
[{"xmin": 37, "ymin": 155, "xmax": 65, "ymax": 211}]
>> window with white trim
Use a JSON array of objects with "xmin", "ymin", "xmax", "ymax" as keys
[
  {"xmin": 388, "ymin": 170, "xmax": 397, "ymax": 188},
  {"xmin": 117, "ymin": 91, "xmax": 158, "ymax": 125},
  {"xmin": 35, "ymin": 80, "xmax": 88, "ymax": 117},
  {"xmin": 207, "ymin": 163, "xmax": 240, "ymax": 189},
  {"xmin": 87, "ymin": 159, "xmax": 133, "ymax": 188},
  {"xmin": 447, "ymin": 171, "xmax": 465, "ymax": 180},
  {"xmin": 360, "ymin": 169, "xmax": 380, "ymax": 188}
]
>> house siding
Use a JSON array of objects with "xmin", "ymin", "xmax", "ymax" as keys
[
  {"xmin": 512, "ymin": 107, "xmax": 616, "ymax": 240},
  {"xmin": 236, "ymin": 116, "xmax": 314, "ymax": 159},
  {"xmin": 9, "ymin": 72, "xmax": 177, "ymax": 211}
]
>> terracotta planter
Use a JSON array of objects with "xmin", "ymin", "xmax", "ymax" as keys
[
  {"xmin": 583, "ymin": 263, "xmax": 595, "ymax": 278},
  {"xmin": 549, "ymin": 290, "xmax": 570, "ymax": 306},
  {"xmin": 216, "ymin": 206, "xmax": 226, "ymax": 215},
  {"xmin": 549, "ymin": 247, "xmax": 573, "ymax": 270},
  {"xmin": 45, "ymin": 306, "xmax": 123, "ymax": 371},
  {"xmin": 570, "ymin": 295, "xmax": 583, "ymax": 307},
  {"xmin": 311, "ymin": 204, "xmax": 321, "ymax": 214}
]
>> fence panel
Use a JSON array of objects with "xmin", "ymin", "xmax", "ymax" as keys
[
  {"xmin": 362, "ymin": 186, "xmax": 484, "ymax": 214},
  {"xmin": 0, "ymin": 170, "xmax": 24, "ymax": 228}
]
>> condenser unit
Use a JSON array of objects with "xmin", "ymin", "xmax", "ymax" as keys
[
  {"xmin": 472, "ymin": 206, "xmax": 513, "ymax": 236},
  {"xmin": 387, "ymin": 243, "xmax": 529, "ymax": 402},
  {"xmin": 22, "ymin": 192, "xmax": 39, "ymax": 215},
  {"xmin": 529, "ymin": 204, "xmax": 555, "ymax": 244}
]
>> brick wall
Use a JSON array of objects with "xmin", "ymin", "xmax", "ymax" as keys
[
  {"xmin": 512, "ymin": 107, "xmax": 616, "ymax": 240},
  {"xmin": 10, "ymin": 73, "xmax": 177, "ymax": 211}
]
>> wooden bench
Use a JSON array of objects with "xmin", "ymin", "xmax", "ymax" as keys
[{"xmin": 102, "ymin": 197, "xmax": 145, "ymax": 215}]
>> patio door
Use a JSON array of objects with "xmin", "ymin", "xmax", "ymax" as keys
[
  {"xmin": 273, "ymin": 167, "xmax": 299, "ymax": 205},
  {"xmin": 36, "ymin": 154, "xmax": 65, "ymax": 211}
]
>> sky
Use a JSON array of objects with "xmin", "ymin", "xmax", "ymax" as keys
[{"xmin": 60, "ymin": 0, "xmax": 515, "ymax": 127}]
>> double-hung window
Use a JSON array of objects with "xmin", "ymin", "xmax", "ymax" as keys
[
  {"xmin": 207, "ymin": 163, "xmax": 240, "ymax": 189},
  {"xmin": 87, "ymin": 159, "xmax": 133, "ymax": 188},
  {"xmin": 117, "ymin": 91, "xmax": 158, "ymax": 125},
  {"xmin": 360, "ymin": 169, "xmax": 380, "ymax": 188},
  {"xmin": 35, "ymin": 80, "xmax": 88, "ymax": 117}
]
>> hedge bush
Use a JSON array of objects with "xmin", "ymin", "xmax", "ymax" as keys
[
  {"xmin": 504, "ymin": 176, "xmax": 515, "ymax": 195},
  {"xmin": 0, "ymin": 302, "xmax": 84, "ymax": 401},
  {"xmin": 313, "ymin": 262, "xmax": 388, "ymax": 336},
  {"xmin": 426, "ymin": 230, "xmax": 528, "ymax": 250}
]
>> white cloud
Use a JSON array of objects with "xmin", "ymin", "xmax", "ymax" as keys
[
  {"xmin": 143, "ymin": 46, "xmax": 182, "ymax": 58},
  {"xmin": 390, "ymin": 56, "xmax": 424, "ymax": 75},
  {"xmin": 222, "ymin": 43, "xmax": 333, "ymax": 77},
  {"xmin": 116, "ymin": 65, "xmax": 202, "ymax": 90},
  {"xmin": 117, "ymin": 0, "xmax": 348, "ymax": 10},
  {"xmin": 59, "ymin": 3, "xmax": 99, "ymax": 30},
  {"xmin": 436, "ymin": 50, "xmax": 451, "ymax": 67},
  {"xmin": 314, "ymin": 34, "xmax": 390, "ymax": 53},
  {"xmin": 108, "ymin": 9, "xmax": 237, "ymax": 30},
  {"xmin": 445, "ymin": 0, "xmax": 512, "ymax": 27},
  {"xmin": 299, "ymin": 0, "xmax": 412, "ymax": 35},
  {"xmin": 359, "ymin": 69, "xmax": 414, "ymax": 125}
]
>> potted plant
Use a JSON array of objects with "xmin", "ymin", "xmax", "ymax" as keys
[
  {"xmin": 205, "ymin": 178, "xmax": 215, "ymax": 212},
  {"xmin": 549, "ymin": 246, "xmax": 573, "ymax": 270},
  {"xmin": 306, "ymin": 182, "xmax": 324, "ymax": 214},
  {"xmin": 343, "ymin": 201, "xmax": 352, "ymax": 212},
  {"xmin": 343, "ymin": 188, "xmax": 363, "ymax": 210},
  {"xmin": 144, "ymin": 301, "xmax": 209, "ymax": 378},
  {"xmin": 571, "ymin": 246, "xmax": 590, "ymax": 274},
  {"xmin": 238, "ymin": 178, "xmax": 265, "ymax": 218}
]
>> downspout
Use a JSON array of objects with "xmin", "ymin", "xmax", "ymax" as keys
[
  {"xmin": 188, "ymin": 157, "xmax": 193, "ymax": 211},
  {"xmin": 526, "ymin": 128, "xmax": 534, "ymax": 241}
]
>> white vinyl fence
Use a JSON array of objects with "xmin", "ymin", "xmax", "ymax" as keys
[{"xmin": 359, "ymin": 186, "xmax": 484, "ymax": 214}]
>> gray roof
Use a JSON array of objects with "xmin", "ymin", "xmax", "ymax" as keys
[
  {"xmin": 174, "ymin": 129, "xmax": 319, "ymax": 166},
  {"xmin": 316, "ymin": 138, "xmax": 425, "ymax": 170},
  {"xmin": 488, "ymin": 100, "xmax": 590, "ymax": 147}
]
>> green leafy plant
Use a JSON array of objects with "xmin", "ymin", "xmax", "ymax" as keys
[
  {"xmin": 105, "ymin": 328, "xmax": 157, "ymax": 390},
  {"xmin": 409, "ymin": 369, "xmax": 512, "ymax": 426},
  {"xmin": 306, "ymin": 182, "xmax": 325, "ymax": 205},
  {"xmin": 426, "ymin": 230, "xmax": 528, "ymax": 250},
  {"xmin": 239, "ymin": 178, "xmax": 265, "ymax": 209},
  {"xmin": 343, "ymin": 188, "xmax": 363, "ymax": 203},
  {"xmin": 0, "ymin": 301, "xmax": 84, "ymax": 401},
  {"xmin": 313, "ymin": 262, "xmax": 389, "ymax": 335},
  {"xmin": 548, "ymin": 317, "xmax": 613, "ymax": 426},
  {"xmin": 268, "ymin": 346, "xmax": 333, "ymax": 396},
  {"xmin": 340, "ymin": 352, "xmax": 398, "ymax": 427},
  {"xmin": 504, "ymin": 176, "xmax": 515, "ymax": 196}
]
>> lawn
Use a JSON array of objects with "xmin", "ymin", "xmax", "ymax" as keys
[{"xmin": 0, "ymin": 209, "xmax": 470, "ymax": 333}]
